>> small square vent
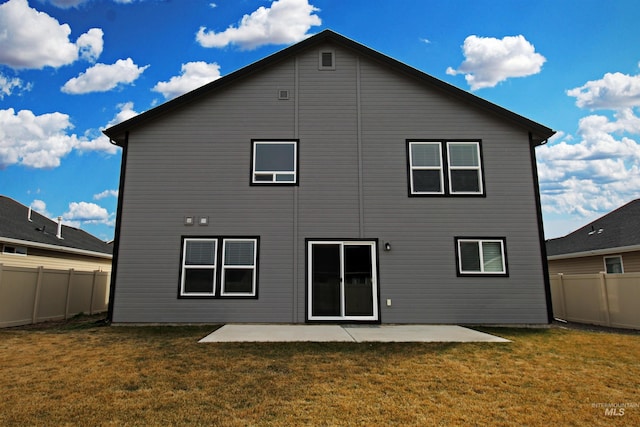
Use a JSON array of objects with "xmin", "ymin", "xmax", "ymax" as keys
[{"xmin": 278, "ymin": 89, "xmax": 290, "ymax": 100}]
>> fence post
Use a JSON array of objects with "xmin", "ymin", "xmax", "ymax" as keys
[
  {"xmin": 557, "ymin": 273, "xmax": 567, "ymax": 320},
  {"xmin": 65, "ymin": 269, "xmax": 74, "ymax": 320},
  {"xmin": 598, "ymin": 272, "xmax": 611, "ymax": 327},
  {"xmin": 89, "ymin": 271, "xmax": 98, "ymax": 315},
  {"xmin": 32, "ymin": 266, "xmax": 44, "ymax": 325}
]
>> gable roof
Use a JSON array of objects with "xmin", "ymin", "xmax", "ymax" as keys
[
  {"xmin": 103, "ymin": 29, "xmax": 554, "ymax": 145},
  {"xmin": 0, "ymin": 195, "xmax": 112, "ymax": 258},
  {"xmin": 546, "ymin": 199, "xmax": 640, "ymax": 258}
]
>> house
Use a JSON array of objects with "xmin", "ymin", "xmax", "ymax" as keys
[
  {"xmin": 547, "ymin": 199, "xmax": 640, "ymax": 275},
  {"xmin": 103, "ymin": 30, "xmax": 555, "ymax": 325},
  {"xmin": 0, "ymin": 195, "xmax": 112, "ymax": 271}
]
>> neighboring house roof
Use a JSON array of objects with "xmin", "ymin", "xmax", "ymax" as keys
[
  {"xmin": 104, "ymin": 29, "xmax": 555, "ymax": 145},
  {"xmin": 546, "ymin": 199, "xmax": 640, "ymax": 258},
  {"xmin": 0, "ymin": 195, "xmax": 112, "ymax": 258}
]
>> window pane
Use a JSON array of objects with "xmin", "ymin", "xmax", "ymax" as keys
[
  {"xmin": 275, "ymin": 173, "xmax": 295, "ymax": 182},
  {"xmin": 254, "ymin": 173, "xmax": 273, "ymax": 182},
  {"xmin": 411, "ymin": 143, "xmax": 441, "ymax": 167},
  {"xmin": 450, "ymin": 170, "xmax": 480, "ymax": 193},
  {"xmin": 184, "ymin": 269, "xmax": 215, "ymax": 293},
  {"xmin": 185, "ymin": 241, "xmax": 216, "ymax": 265},
  {"xmin": 449, "ymin": 144, "xmax": 479, "ymax": 166},
  {"xmin": 412, "ymin": 170, "xmax": 442, "ymax": 193},
  {"xmin": 605, "ymin": 257, "xmax": 623, "ymax": 273},
  {"xmin": 224, "ymin": 241, "xmax": 255, "ymax": 266},
  {"xmin": 224, "ymin": 269, "xmax": 254, "ymax": 293},
  {"xmin": 255, "ymin": 143, "xmax": 295, "ymax": 172},
  {"xmin": 460, "ymin": 241, "xmax": 481, "ymax": 272},
  {"xmin": 482, "ymin": 242, "xmax": 504, "ymax": 272},
  {"xmin": 321, "ymin": 52, "xmax": 333, "ymax": 67}
]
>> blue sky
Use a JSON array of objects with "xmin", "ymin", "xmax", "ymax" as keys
[{"xmin": 1, "ymin": 0, "xmax": 640, "ymax": 241}]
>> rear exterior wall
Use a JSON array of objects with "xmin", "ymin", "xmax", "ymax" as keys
[{"xmin": 112, "ymin": 42, "xmax": 549, "ymax": 324}]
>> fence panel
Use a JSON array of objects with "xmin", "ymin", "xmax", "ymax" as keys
[
  {"xmin": 0, "ymin": 264, "xmax": 110, "ymax": 328},
  {"xmin": 551, "ymin": 272, "xmax": 640, "ymax": 330}
]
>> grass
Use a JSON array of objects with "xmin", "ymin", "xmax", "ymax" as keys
[{"xmin": 1, "ymin": 317, "xmax": 639, "ymax": 426}]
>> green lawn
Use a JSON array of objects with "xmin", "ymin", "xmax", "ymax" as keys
[{"xmin": 1, "ymin": 317, "xmax": 638, "ymax": 426}]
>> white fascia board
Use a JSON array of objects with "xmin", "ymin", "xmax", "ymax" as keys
[
  {"xmin": 548, "ymin": 244, "xmax": 640, "ymax": 261},
  {"xmin": 0, "ymin": 237, "xmax": 112, "ymax": 260}
]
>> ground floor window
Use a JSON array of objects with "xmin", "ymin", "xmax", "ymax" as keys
[
  {"xmin": 180, "ymin": 236, "xmax": 259, "ymax": 298},
  {"xmin": 455, "ymin": 237, "xmax": 508, "ymax": 276}
]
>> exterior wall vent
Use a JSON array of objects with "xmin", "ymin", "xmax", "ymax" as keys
[
  {"xmin": 318, "ymin": 50, "xmax": 335, "ymax": 70},
  {"xmin": 278, "ymin": 89, "xmax": 290, "ymax": 100}
]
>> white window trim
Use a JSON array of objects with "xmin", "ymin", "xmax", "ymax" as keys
[
  {"xmin": 2, "ymin": 245, "xmax": 28, "ymax": 256},
  {"xmin": 603, "ymin": 255, "xmax": 624, "ymax": 274},
  {"xmin": 221, "ymin": 238, "xmax": 258, "ymax": 297},
  {"xmin": 180, "ymin": 238, "xmax": 217, "ymax": 297},
  {"xmin": 318, "ymin": 50, "xmax": 336, "ymax": 70},
  {"xmin": 409, "ymin": 141, "xmax": 444, "ymax": 195},
  {"xmin": 457, "ymin": 238, "xmax": 507, "ymax": 275},
  {"xmin": 447, "ymin": 142, "xmax": 483, "ymax": 195},
  {"xmin": 252, "ymin": 140, "xmax": 297, "ymax": 184}
]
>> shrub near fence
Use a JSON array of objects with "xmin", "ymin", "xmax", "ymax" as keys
[
  {"xmin": 0, "ymin": 264, "xmax": 110, "ymax": 328},
  {"xmin": 550, "ymin": 272, "xmax": 640, "ymax": 330}
]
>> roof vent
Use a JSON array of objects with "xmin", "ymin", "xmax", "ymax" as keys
[
  {"xmin": 28, "ymin": 206, "xmax": 32, "ymax": 222},
  {"xmin": 56, "ymin": 216, "xmax": 63, "ymax": 240}
]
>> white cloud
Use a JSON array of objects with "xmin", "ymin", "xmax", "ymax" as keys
[
  {"xmin": 196, "ymin": 0, "xmax": 321, "ymax": 50},
  {"xmin": 63, "ymin": 201, "xmax": 112, "ymax": 227},
  {"xmin": 446, "ymin": 35, "xmax": 546, "ymax": 90},
  {"xmin": 567, "ymin": 72, "xmax": 640, "ymax": 110},
  {"xmin": 0, "ymin": 0, "xmax": 103, "ymax": 69},
  {"xmin": 46, "ymin": 0, "xmax": 89, "ymax": 8},
  {"xmin": 0, "ymin": 73, "xmax": 29, "ymax": 99},
  {"xmin": 107, "ymin": 102, "xmax": 140, "ymax": 127},
  {"xmin": 31, "ymin": 199, "xmax": 51, "ymax": 218},
  {"xmin": 537, "ymin": 109, "xmax": 640, "ymax": 222},
  {"xmin": 0, "ymin": 107, "xmax": 124, "ymax": 169},
  {"xmin": 94, "ymin": 189, "xmax": 119, "ymax": 200},
  {"xmin": 76, "ymin": 28, "xmax": 104, "ymax": 62},
  {"xmin": 0, "ymin": 108, "xmax": 79, "ymax": 168},
  {"xmin": 152, "ymin": 62, "xmax": 222, "ymax": 99},
  {"xmin": 61, "ymin": 58, "xmax": 149, "ymax": 94}
]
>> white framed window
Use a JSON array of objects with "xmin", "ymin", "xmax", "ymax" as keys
[
  {"xmin": 2, "ymin": 245, "xmax": 27, "ymax": 255},
  {"xmin": 456, "ymin": 237, "xmax": 507, "ymax": 276},
  {"xmin": 181, "ymin": 239, "xmax": 217, "ymax": 296},
  {"xmin": 251, "ymin": 140, "xmax": 298, "ymax": 184},
  {"xmin": 318, "ymin": 50, "xmax": 335, "ymax": 70},
  {"xmin": 407, "ymin": 140, "xmax": 484, "ymax": 196},
  {"xmin": 408, "ymin": 141, "xmax": 444, "ymax": 194},
  {"xmin": 604, "ymin": 256, "xmax": 624, "ymax": 274},
  {"xmin": 447, "ymin": 142, "xmax": 483, "ymax": 194},
  {"xmin": 179, "ymin": 237, "xmax": 259, "ymax": 298},
  {"xmin": 221, "ymin": 239, "xmax": 258, "ymax": 296}
]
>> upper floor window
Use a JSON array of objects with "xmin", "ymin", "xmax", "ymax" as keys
[
  {"xmin": 2, "ymin": 245, "xmax": 27, "ymax": 255},
  {"xmin": 319, "ymin": 50, "xmax": 335, "ymax": 70},
  {"xmin": 251, "ymin": 140, "xmax": 298, "ymax": 185},
  {"xmin": 408, "ymin": 140, "xmax": 484, "ymax": 196},
  {"xmin": 604, "ymin": 256, "xmax": 624, "ymax": 274}
]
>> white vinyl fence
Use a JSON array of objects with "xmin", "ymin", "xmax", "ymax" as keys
[
  {"xmin": 0, "ymin": 264, "xmax": 110, "ymax": 328},
  {"xmin": 550, "ymin": 272, "xmax": 640, "ymax": 330}
]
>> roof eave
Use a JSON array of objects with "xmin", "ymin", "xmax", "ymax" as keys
[
  {"xmin": 1, "ymin": 236, "xmax": 113, "ymax": 259},
  {"xmin": 547, "ymin": 243, "xmax": 640, "ymax": 260}
]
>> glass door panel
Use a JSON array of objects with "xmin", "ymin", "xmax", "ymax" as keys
[
  {"xmin": 344, "ymin": 245, "xmax": 374, "ymax": 316},
  {"xmin": 311, "ymin": 244, "xmax": 341, "ymax": 317}
]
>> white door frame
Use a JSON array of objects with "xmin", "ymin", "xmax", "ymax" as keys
[{"xmin": 307, "ymin": 240, "xmax": 379, "ymax": 322}]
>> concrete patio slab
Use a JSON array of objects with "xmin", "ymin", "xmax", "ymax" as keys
[{"xmin": 199, "ymin": 324, "xmax": 510, "ymax": 343}]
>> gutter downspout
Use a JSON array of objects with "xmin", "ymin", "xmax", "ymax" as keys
[
  {"xmin": 106, "ymin": 132, "xmax": 129, "ymax": 323},
  {"xmin": 529, "ymin": 132, "xmax": 554, "ymax": 323}
]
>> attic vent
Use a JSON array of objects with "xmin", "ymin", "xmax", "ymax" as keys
[
  {"xmin": 278, "ymin": 89, "xmax": 290, "ymax": 100},
  {"xmin": 319, "ymin": 50, "xmax": 335, "ymax": 70}
]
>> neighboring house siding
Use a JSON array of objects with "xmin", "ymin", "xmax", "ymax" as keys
[
  {"xmin": 0, "ymin": 248, "xmax": 111, "ymax": 272},
  {"xmin": 112, "ymin": 42, "xmax": 549, "ymax": 324},
  {"xmin": 549, "ymin": 251, "xmax": 640, "ymax": 275}
]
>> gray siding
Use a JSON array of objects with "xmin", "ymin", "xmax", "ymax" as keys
[{"xmin": 113, "ymin": 41, "xmax": 548, "ymax": 324}]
